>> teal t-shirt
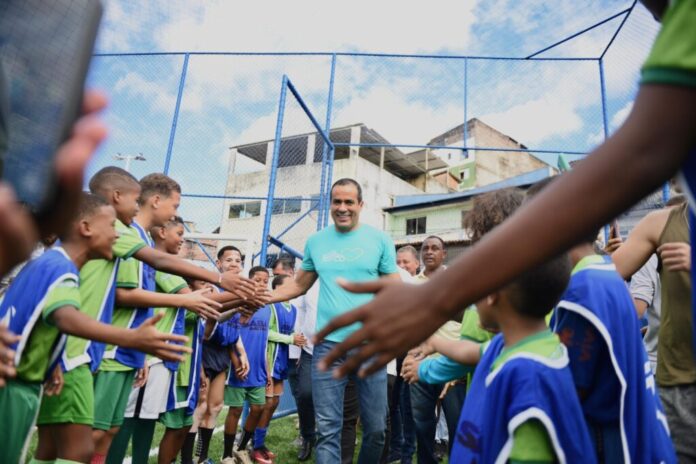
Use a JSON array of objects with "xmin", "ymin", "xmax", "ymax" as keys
[{"xmin": 302, "ymin": 224, "xmax": 398, "ymax": 342}]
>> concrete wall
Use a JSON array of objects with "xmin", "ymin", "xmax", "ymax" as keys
[
  {"xmin": 469, "ymin": 120, "xmax": 547, "ymax": 188},
  {"xmin": 386, "ymin": 200, "xmax": 474, "ymax": 240}
]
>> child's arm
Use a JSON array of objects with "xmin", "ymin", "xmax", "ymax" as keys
[
  {"xmin": 428, "ymin": 336, "xmax": 482, "ymax": 366},
  {"xmin": 268, "ymin": 330, "xmax": 306, "ymax": 346},
  {"xmin": 116, "ymin": 287, "xmax": 221, "ymax": 320},
  {"xmin": 133, "ymin": 246, "xmax": 256, "ymax": 299},
  {"xmin": 316, "ymin": 83, "xmax": 696, "ymax": 377},
  {"xmin": 51, "ymin": 306, "xmax": 191, "ymax": 362},
  {"xmin": 234, "ymin": 338, "xmax": 249, "ymax": 379}
]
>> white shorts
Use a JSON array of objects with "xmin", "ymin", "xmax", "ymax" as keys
[{"xmin": 124, "ymin": 363, "xmax": 173, "ymax": 419}]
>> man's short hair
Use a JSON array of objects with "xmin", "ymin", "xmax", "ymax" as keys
[
  {"xmin": 331, "ymin": 178, "xmax": 362, "ymax": 203},
  {"xmin": 423, "ymin": 235, "xmax": 446, "ymax": 250},
  {"xmin": 139, "ymin": 173, "xmax": 182, "ymax": 204},
  {"xmin": 217, "ymin": 245, "xmax": 242, "ymax": 261},
  {"xmin": 506, "ymin": 253, "xmax": 572, "ymax": 320},
  {"xmin": 271, "ymin": 274, "xmax": 289, "ymax": 290},
  {"xmin": 249, "ymin": 266, "xmax": 269, "ymax": 279},
  {"xmin": 271, "ymin": 256, "xmax": 294, "ymax": 272},
  {"xmin": 88, "ymin": 166, "xmax": 139, "ymax": 196},
  {"xmin": 397, "ymin": 245, "xmax": 419, "ymax": 259}
]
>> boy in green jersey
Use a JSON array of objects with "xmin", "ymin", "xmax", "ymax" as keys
[{"xmin": 1, "ymin": 193, "xmax": 191, "ymax": 464}]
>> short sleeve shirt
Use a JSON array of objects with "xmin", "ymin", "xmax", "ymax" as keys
[{"xmin": 301, "ymin": 224, "xmax": 398, "ymax": 342}]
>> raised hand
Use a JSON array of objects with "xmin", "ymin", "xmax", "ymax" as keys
[
  {"xmin": 314, "ymin": 277, "xmax": 448, "ymax": 378},
  {"xmin": 219, "ymin": 271, "xmax": 256, "ymax": 300},
  {"xmin": 131, "ymin": 312, "xmax": 192, "ymax": 362},
  {"xmin": 181, "ymin": 288, "xmax": 222, "ymax": 320},
  {"xmin": 401, "ymin": 355, "xmax": 421, "ymax": 384}
]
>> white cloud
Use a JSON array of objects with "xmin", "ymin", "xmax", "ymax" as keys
[
  {"xmin": 151, "ymin": 1, "xmax": 478, "ymax": 54},
  {"xmin": 611, "ymin": 100, "xmax": 633, "ymax": 128},
  {"xmin": 114, "ymin": 72, "xmax": 177, "ymax": 112}
]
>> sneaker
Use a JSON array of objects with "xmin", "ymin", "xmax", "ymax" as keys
[
  {"xmin": 220, "ymin": 458, "xmax": 236, "ymax": 464},
  {"xmin": 250, "ymin": 448, "xmax": 273, "ymax": 464},
  {"xmin": 233, "ymin": 449, "xmax": 254, "ymax": 464}
]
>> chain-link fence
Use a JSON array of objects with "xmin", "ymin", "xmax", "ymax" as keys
[{"xmin": 84, "ymin": 2, "xmax": 660, "ymax": 267}]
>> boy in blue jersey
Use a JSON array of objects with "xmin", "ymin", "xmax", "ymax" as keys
[
  {"xmin": 0, "ymin": 193, "xmax": 191, "ymax": 464},
  {"xmin": 223, "ymin": 266, "xmax": 272, "ymax": 464},
  {"xmin": 253, "ymin": 274, "xmax": 307, "ymax": 461},
  {"xmin": 528, "ymin": 177, "xmax": 677, "ymax": 463}
]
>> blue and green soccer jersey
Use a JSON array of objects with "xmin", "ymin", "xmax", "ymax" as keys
[
  {"xmin": 301, "ymin": 224, "xmax": 398, "ymax": 342},
  {"xmin": 0, "ymin": 247, "xmax": 80, "ymax": 383},
  {"xmin": 101, "ymin": 220, "xmax": 155, "ymax": 371},
  {"xmin": 147, "ymin": 270, "xmax": 188, "ymax": 371},
  {"xmin": 62, "ymin": 219, "xmax": 146, "ymax": 372}
]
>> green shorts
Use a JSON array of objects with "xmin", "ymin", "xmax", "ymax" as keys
[
  {"xmin": 224, "ymin": 386, "xmax": 266, "ymax": 407},
  {"xmin": 37, "ymin": 365, "xmax": 94, "ymax": 426},
  {"xmin": 0, "ymin": 379, "xmax": 42, "ymax": 463},
  {"xmin": 159, "ymin": 387, "xmax": 193, "ymax": 429},
  {"xmin": 93, "ymin": 369, "xmax": 136, "ymax": 430}
]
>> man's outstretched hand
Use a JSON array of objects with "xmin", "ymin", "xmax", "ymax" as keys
[{"xmin": 314, "ymin": 277, "xmax": 449, "ymax": 379}]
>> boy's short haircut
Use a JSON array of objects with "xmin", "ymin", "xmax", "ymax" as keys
[
  {"xmin": 77, "ymin": 192, "xmax": 110, "ymax": 220},
  {"xmin": 271, "ymin": 274, "xmax": 289, "ymax": 290},
  {"xmin": 506, "ymin": 253, "xmax": 572, "ymax": 319},
  {"xmin": 397, "ymin": 245, "xmax": 418, "ymax": 259},
  {"xmin": 527, "ymin": 177, "xmax": 599, "ymax": 245},
  {"xmin": 463, "ymin": 188, "xmax": 525, "ymax": 244},
  {"xmin": 249, "ymin": 266, "xmax": 269, "ymax": 279},
  {"xmin": 150, "ymin": 216, "xmax": 184, "ymax": 240},
  {"xmin": 89, "ymin": 166, "xmax": 139, "ymax": 196},
  {"xmin": 139, "ymin": 173, "xmax": 182, "ymax": 204},
  {"xmin": 217, "ymin": 245, "xmax": 242, "ymax": 260},
  {"xmin": 271, "ymin": 256, "xmax": 294, "ymax": 272}
]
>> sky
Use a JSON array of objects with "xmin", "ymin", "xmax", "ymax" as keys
[{"xmin": 86, "ymin": 0, "xmax": 659, "ymax": 232}]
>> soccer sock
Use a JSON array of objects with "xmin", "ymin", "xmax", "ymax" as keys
[
  {"xmin": 105, "ymin": 420, "xmax": 134, "ymax": 464},
  {"xmin": 28, "ymin": 459, "xmax": 54, "ymax": 464},
  {"xmin": 238, "ymin": 428, "xmax": 253, "ymax": 451},
  {"xmin": 223, "ymin": 433, "xmax": 236, "ymax": 458},
  {"xmin": 90, "ymin": 453, "xmax": 106, "ymax": 464},
  {"xmin": 197, "ymin": 427, "xmax": 214, "ymax": 461},
  {"xmin": 181, "ymin": 431, "xmax": 196, "ymax": 463},
  {"xmin": 131, "ymin": 419, "xmax": 157, "ymax": 463},
  {"xmin": 253, "ymin": 427, "xmax": 268, "ymax": 449}
]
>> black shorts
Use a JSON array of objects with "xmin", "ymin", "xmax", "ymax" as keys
[{"xmin": 202, "ymin": 342, "xmax": 230, "ymax": 380}]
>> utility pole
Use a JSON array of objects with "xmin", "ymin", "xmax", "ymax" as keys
[{"xmin": 113, "ymin": 153, "xmax": 146, "ymax": 172}]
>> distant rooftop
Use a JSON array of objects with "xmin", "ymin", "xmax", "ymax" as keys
[{"xmin": 384, "ymin": 166, "xmax": 555, "ymax": 212}]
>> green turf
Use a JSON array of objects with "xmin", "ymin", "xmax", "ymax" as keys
[{"xmin": 24, "ymin": 413, "xmax": 437, "ymax": 463}]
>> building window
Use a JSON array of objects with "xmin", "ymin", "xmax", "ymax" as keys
[
  {"xmin": 406, "ymin": 217, "xmax": 426, "ymax": 235},
  {"xmin": 459, "ymin": 168, "xmax": 470, "ymax": 181},
  {"xmin": 462, "ymin": 210, "xmax": 468, "ymax": 229},
  {"xmin": 229, "ymin": 201, "xmax": 262, "ymax": 219},
  {"xmin": 272, "ymin": 197, "xmax": 303, "ymax": 216}
]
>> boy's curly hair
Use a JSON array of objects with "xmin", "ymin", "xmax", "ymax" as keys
[{"xmin": 463, "ymin": 188, "xmax": 524, "ymax": 243}]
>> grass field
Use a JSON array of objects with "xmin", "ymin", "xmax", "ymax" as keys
[{"xmin": 24, "ymin": 413, "xmax": 366, "ymax": 463}]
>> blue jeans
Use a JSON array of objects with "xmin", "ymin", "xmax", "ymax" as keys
[
  {"xmin": 399, "ymin": 382, "xmax": 417, "ymax": 462},
  {"xmin": 410, "ymin": 380, "xmax": 466, "ymax": 464},
  {"xmin": 312, "ymin": 341, "xmax": 388, "ymax": 464},
  {"xmin": 297, "ymin": 350, "xmax": 317, "ymax": 443}
]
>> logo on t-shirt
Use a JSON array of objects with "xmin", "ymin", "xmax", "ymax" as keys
[{"xmin": 321, "ymin": 248, "xmax": 364, "ymax": 263}]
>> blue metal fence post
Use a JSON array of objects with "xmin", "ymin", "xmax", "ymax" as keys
[
  {"xmin": 463, "ymin": 58, "xmax": 469, "ymax": 159},
  {"xmin": 260, "ymin": 75, "xmax": 289, "ymax": 266},
  {"xmin": 662, "ymin": 182, "xmax": 671, "ymax": 204},
  {"xmin": 163, "ymin": 53, "xmax": 190, "ymax": 175},
  {"xmin": 324, "ymin": 145, "xmax": 336, "ymax": 228},
  {"xmin": 599, "ymin": 58, "xmax": 612, "ymax": 243},
  {"xmin": 318, "ymin": 54, "xmax": 337, "ymax": 230}
]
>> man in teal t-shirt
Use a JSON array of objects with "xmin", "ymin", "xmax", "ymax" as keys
[{"xmin": 270, "ymin": 178, "xmax": 400, "ymax": 463}]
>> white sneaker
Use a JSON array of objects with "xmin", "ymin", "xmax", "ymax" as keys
[
  {"xmin": 233, "ymin": 449, "xmax": 254, "ymax": 464},
  {"xmin": 221, "ymin": 457, "xmax": 236, "ymax": 464}
]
